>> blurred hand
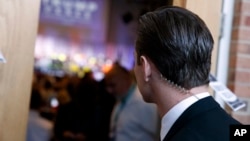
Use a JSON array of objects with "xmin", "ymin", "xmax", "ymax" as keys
[
  {"xmin": 62, "ymin": 131, "xmax": 86, "ymax": 141},
  {"xmin": 75, "ymin": 133, "xmax": 86, "ymax": 141},
  {"xmin": 63, "ymin": 131, "xmax": 75, "ymax": 139}
]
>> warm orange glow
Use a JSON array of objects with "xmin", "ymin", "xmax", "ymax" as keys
[{"xmin": 102, "ymin": 63, "xmax": 113, "ymax": 73}]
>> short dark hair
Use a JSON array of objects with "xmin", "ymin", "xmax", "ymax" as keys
[
  {"xmin": 105, "ymin": 62, "xmax": 132, "ymax": 80},
  {"xmin": 30, "ymin": 89, "xmax": 43, "ymax": 110},
  {"xmin": 135, "ymin": 6, "xmax": 214, "ymax": 89}
]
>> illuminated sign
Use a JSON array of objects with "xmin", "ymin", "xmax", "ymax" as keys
[{"xmin": 40, "ymin": 0, "xmax": 99, "ymax": 25}]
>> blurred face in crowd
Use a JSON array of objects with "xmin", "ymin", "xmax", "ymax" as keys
[{"xmin": 105, "ymin": 65, "xmax": 131, "ymax": 99}]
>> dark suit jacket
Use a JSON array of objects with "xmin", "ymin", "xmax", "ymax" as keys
[{"xmin": 163, "ymin": 96, "xmax": 241, "ymax": 141}]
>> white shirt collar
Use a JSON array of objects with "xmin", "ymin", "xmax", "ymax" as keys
[{"xmin": 160, "ymin": 92, "xmax": 211, "ymax": 141}]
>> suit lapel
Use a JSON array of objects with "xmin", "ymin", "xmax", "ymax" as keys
[{"xmin": 163, "ymin": 96, "xmax": 220, "ymax": 141}]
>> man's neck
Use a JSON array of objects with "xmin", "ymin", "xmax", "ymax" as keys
[{"xmin": 155, "ymin": 84, "xmax": 209, "ymax": 117}]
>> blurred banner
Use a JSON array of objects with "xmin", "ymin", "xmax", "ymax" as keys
[{"xmin": 40, "ymin": 0, "xmax": 100, "ymax": 26}]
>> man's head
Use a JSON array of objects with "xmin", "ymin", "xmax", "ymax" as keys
[
  {"xmin": 134, "ymin": 6, "xmax": 213, "ymax": 91},
  {"xmin": 105, "ymin": 62, "xmax": 133, "ymax": 99}
]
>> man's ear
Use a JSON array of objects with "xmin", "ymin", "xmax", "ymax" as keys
[{"xmin": 140, "ymin": 56, "xmax": 151, "ymax": 82}]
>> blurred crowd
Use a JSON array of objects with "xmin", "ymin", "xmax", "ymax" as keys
[
  {"xmin": 27, "ymin": 69, "xmax": 116, "ymax": 141},
  {"xmin": 26, "ymin": 61, "xmax": 160, "ymax": 141}
]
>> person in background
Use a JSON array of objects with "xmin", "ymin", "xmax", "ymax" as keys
[
  {"xmin": 53, "ymin": 72, "xmax": 97, "ymax": 141},
  {"xmin": 26, "ymin": 88, "xmax": 53, "ymax": 141},
  {"xmin": 93, "ymin": 77, "xmax": 116, "ymax": 141},
  {"xmin": 105, "ymin": 62, "xmax": 160, "ymax": 141},
  {"xmin": 133, "ymin": 6, "xmax": 241, "ymax": 141}
]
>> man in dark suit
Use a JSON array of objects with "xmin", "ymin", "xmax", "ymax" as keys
[{"xmin": 133, "ymin": 6, "xmax": 241, "ymax": 141}]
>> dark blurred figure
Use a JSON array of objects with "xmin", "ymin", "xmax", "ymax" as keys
[
  {"xmin": 93, "ymin": 78, "xmax": 116, "ymax": 141},
  {"xmin": 53, "ymin": 72, "xmax": 97, "ymax": 141},
  {"xmin": 26, "ymin": 88, "xmax": 53, "ymax": 141}
]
